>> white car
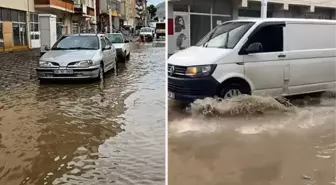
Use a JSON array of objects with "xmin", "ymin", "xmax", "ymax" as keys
[
  {"xmin": 168, "ymin": 18, "xmax": 336, "ymax": 102},
  {"xmin": 139, "ymin": 27, "xmax": 154, "ymax": 42},
  {"xmin": 107, "ymin": 33, "xmax": 131, "ymax": 63},
  {"xmin": 37, "ymin": 34, "xmax": 117, "ymax": 81}
]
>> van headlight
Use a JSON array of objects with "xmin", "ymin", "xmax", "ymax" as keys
[
  {"xmin": 74, "ymin": 60, "xmax": 93, "ymax": 67},
  {"xmin": 185, "ymin": 65, "xmax": 217, "ymax": 77}
]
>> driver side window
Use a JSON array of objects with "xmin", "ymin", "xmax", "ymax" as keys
[{"xmin": 244, "ymin": 24, "xmax": 284, "ymax": 53}]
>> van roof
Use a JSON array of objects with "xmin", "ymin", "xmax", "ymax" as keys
[{"xmin": 230, "ymin": 18, "xmax": 336, "ymax": 24}]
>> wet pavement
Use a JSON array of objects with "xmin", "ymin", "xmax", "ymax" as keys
[
  {"xmin": 168, "ymin": 93, "xmax": 335, "ymax": 185},
  {"xmin": 0, "ymin": 40, "xmax": 165, "ymax": 185}
]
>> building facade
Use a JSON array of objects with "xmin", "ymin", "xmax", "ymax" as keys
[
  {"xmin": 0, "ymin": 0, "xmax": 96, "ymax": 52},
  {"xmin": 168, "ymin": 0, "xmax": 336, "ymax": 56}
]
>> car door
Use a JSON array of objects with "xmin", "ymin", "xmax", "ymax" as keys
[
  {"xmin": 241, "ymin": 22, "xmax": 289, "ymax": 97},
  {"xmin": 103, "ymin": 37, "xmax": 115, "ymax": 71},
  {"xmin": 100, "ymin": 38, "xmax": 111, "ymax": 72},
  {"xmin": 122, "ymin": 35, "xmax": 130, "ymax": 55}
]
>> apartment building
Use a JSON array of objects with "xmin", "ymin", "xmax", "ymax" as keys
[
  {"xmin": 168, "ymin": 0, "xmax": 336, "ymax": 56},
  {"xmin": 0, "ymin": 0, "xmax": 96, "ymax": 52}
]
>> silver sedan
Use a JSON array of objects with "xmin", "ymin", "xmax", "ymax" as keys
[{"xmin": 36, "ymin": 34, "xmax": 117, "ymax": 81}]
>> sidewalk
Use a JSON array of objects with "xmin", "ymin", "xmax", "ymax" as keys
[{"xmin": 0, "ymin": 49, "xmax": 39, "ymax": 92}]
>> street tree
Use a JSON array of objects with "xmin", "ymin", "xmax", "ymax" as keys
[{"xmin": 147, "ymin": 5, "xmax": 157, "ymax": 19}]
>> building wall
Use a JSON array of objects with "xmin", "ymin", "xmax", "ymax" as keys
[{"xmin": 0, "ymin": 0, "xmax": 35, "ymax": 12}]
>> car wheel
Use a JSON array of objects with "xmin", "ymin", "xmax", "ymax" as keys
[
  {"xmin": 98, "ymin": 64, "xmax": 104, "ymax": 81},
  {"xmin": 219, "ymin": 84, "xmax": 248, "ymax": 99},
  {"xmin": 127, "ymin": 52, "xmax": 130, "ymax": 60}
]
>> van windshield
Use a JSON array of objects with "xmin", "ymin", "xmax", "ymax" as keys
[{"xmin": 196, "ymin": 22, "xmax": 255, "ymax": 49}]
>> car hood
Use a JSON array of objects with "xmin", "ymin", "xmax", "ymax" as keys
[
  {"xmin": 168, "ymin": 46, "xmax": 232, "ymax": 66},
  {"xmin": 113, "ymin": 43, "xmax": 124, "ymax": 49},
  {"xmin": 41, "ymin": 50, "xmax": 98, "ymax": 66}
]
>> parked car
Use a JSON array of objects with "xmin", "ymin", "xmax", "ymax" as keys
[
  {"xmin": 106, "ymin": 33, "xmax": 131, "ymax": 63},
  {"xmin": 139, "ymin": 27, "xmax": 154, "ymax": 42},
  {"xmin": 168, "ymin": 18, "xmax": 336, "ymax": 102},
  {"xmin": 36, "ymin": 34, "xmax": 117, "ymax": 82}
]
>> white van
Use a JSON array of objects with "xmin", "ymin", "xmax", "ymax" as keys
[{"xmin": 167, "ymin": 18, "xmax": 336, "ymax": 102}]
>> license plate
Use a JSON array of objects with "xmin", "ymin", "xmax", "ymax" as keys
[
  {"xmin": 168, "ymin": 92, "xmax": 175, "ymax": 99},
  {"xmin": 54, "ymin": 69, "xmax": 73, "ymax": 74}
]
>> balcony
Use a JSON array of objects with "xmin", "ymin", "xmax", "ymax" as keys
[{"xmin": 34, "ymin": 0, "xmax": 74, "ymax": 13}]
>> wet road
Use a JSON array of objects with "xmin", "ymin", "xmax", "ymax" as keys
[
  {"xmin": 168, "ymin": 93, "xmax": 335, "ymax": 185},
  {"xmin": 0, "ymin": 40, "xmax": 165, "ymax": 185}
]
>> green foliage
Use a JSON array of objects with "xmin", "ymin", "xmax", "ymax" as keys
[{"xmin": 147, "ymin": 5, "xmax": 157, "ymax": 18}]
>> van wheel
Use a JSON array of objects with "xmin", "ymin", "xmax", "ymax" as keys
[{"xmin": 219, "ymin": 84, "xmax": 247, "ymax": 99}]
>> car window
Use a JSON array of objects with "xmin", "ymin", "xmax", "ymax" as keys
[
  {"xmin": 196, "ymin": 22, "xmax": 254, "ymax": 49},
  {"xmin": 101, "ymin": 38, "xmax": 106, "ymax": 49},
  {"xmin": 107, "ymin": 34, "xmax": 124, "ymax": 43},
  {"xmin": 51, "ymin": 35, "xmax": 99, "ymax": 50},
  {"xmin": 243, "ymin": 24, "xmax": 284, "ymax": 53},
  {"xmin": 105, "ymin": 37, "xmax": 112, "ymax": 46}
]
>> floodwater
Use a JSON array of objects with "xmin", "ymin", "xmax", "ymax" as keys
[
  {"xmin": 169, "ymin": 93, "xmax": 336, "ymax": 185},
  {"xmin": 0, "ymin": 40, "xmax": 165, "ymax": 185}
]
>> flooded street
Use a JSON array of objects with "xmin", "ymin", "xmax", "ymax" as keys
[
  {"xmin": 169, "ymin": 93, "xmax": 335, "ymax": 185},
  {"xmin": 0, "ymin": 40, "xmax": 165, "ymax": 185}
]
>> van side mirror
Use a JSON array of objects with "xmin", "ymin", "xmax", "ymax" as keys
[
  {"xmin": 245, "ymin": 42, "xmax": 263, "ymax": 54},
  {"xmin": 45, "ymin": 45, "xmax": 50, "ymax": 51}
]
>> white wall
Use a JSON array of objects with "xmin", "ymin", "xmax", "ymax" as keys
[{"xmin": 0, "ymin": 0, "xmax": 35, "ymax": 12}]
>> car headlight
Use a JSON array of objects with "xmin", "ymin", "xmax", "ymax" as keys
[
  {"xmin": 74, "ymin": 60, "xmax": 93, "ymax": 67},
  {"xmin": 185, "ymin": 65, "xmax": 217, "ymax": 77},
  {"xmin": 39, "ymin": 60, "xmax": 53, "ymax": 67}
]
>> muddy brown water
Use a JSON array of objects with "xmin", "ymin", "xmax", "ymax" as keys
[
  {"xmin": 0, "ymin": 41, "xmax": 165, "ymax": 185},
  {"xmin": 169, "ymin": 93, "xmax": 335, "ymax": 185}
]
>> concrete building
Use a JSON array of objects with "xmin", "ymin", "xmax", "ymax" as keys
[
  {"xmin": 97, "ymin": 0, "xmax": 127, "ymax": 32},
  {"xmin": 0, "ymin": 0, "xmax": 96, "ymax": 52},
  {"xmin": 167, "ymin": 0, "xmax": 336, "ymax": 56}
]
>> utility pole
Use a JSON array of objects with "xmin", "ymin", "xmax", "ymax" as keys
[
  {"xmin": 94, "ymin": 0, "xmax": 97, "ymax": 33},
  {"xmin": 108, "ymin": 5, "xmax": 113, "ymax": 33},
  {"xmin": 261, "ymin": 0, "xmax": 267, "ymax": 18}
]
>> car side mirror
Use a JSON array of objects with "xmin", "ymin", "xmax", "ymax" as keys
[
  {"xmin": 45, "ymin": 45, "xmax": 50, "ymax": 51},
  {"xmin": 103, "ymin": 45, "xmax": 111, "ymax": 50},
  {"xmin": 245, "ymin": 42, "xmax": 263, "ymax": 54},
  {"xmin": 125, "ymin": 40, "xmax": 129, "ymax": 43}
]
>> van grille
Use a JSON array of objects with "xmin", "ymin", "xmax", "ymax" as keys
[{"xmin": 167, "ymin": 64, "xmax": 187, "ymax": 77}]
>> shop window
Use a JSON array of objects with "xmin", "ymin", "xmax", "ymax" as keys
[
  {"xmin": 212, "ymin": 16, "xmax": 231, "ymax": 29},
  {"xmin": 190, "ymin": 14, "xmax": 211, "ymax": 46},
  {"xmin": 2, "ymin": 9, "xmax": 10, "ymax": 21},
  {"xmin": 13, "ymin": 23, "xmax": 27, "ymax": 46},
  {"xmin": 11, "ymin": 10, "xmax": 19, "ymax": 22},
  {"xmin": 190, "ymin": 5, "xmax": 211, "ymax": 14},
  {"xmin": 173, "ymin": 4, "xmax": 188, "ymax": 12},
  {"xmin": 19, "ymin": 11, "xmax": 26, "ymax": 22},
  {"xmin": 213, "ymin": 0, "xmax": 232, "ymax": 15}
]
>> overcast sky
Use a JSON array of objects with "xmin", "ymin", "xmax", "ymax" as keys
[{"xmin": 147, "ymin": 0, "xmax": 164, "ymax": 6}]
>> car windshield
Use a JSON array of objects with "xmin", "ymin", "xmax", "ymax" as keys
[
  {"xmin": 51, "ymin": 35, "xmax": 99, "ymax": 50},
  {"xmin": 140, "ymin": 28, "xmax": 152, "ymax": 32},
  {"xmin": 196, "ymin": 22, "xmax": 255, "ymax": 49},
  {"xmin": 107, "ymin": 34, "xmax": 124, "ymax": 43}
]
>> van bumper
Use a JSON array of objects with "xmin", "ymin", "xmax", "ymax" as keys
[{"xmin": 168, "ymin": 75, "xmax": 220, "ymax": 102}]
